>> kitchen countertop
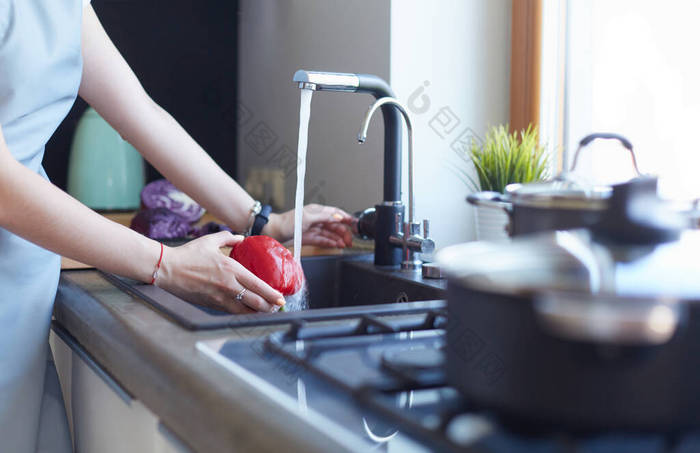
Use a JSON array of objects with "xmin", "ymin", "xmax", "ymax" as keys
[{"xmin": 53, "ymin": 269, "xmax": 371, "ymax": 453}]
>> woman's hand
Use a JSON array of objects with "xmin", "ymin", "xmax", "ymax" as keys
[
  {"xmin": 263, "ymin": 204, "xmax": 355, "ymax": 248},
  {"xmin": 156, "ymin": 231, "xmax": 286, "ymax": 314}
]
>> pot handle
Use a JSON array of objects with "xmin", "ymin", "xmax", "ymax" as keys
[
  {"xmin": 569, "ymin": 132, "xmax": 642, "ymax": 176},
  {"xmin": 533, "ymin": 291, "xmax": 679, "ymax": 346},
  {"xmin": 466, "ymin": 191, "xmax": 512, "ymax": 212}
]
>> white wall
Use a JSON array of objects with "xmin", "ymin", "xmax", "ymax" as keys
[
  {"xmin": 237, "ymin": 0, "xmax": 390, "ymax": 213},
  {"xmin": 238, "ymin": 0, "xmax": 511, "ymax": 247},
  {"xmin": 390, "ymin": 0, "xmax": 511, "ymax": 247}
]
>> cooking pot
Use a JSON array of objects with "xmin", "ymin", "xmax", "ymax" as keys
[
  {"xmin": 439, "ymin": 177, "xmax": 700, "ymax": 432},
  {"xmin": 467, "ymin": 133, "xmax": 641, "ymax": 236}
]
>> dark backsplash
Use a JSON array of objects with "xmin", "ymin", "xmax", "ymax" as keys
[{"xmin": 44, "ymin": 0, "xmax": 239, "ymax": 190}]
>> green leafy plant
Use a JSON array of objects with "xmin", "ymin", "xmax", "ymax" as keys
[{"xmin": 458, "ymin": 124, "xmax": 549, "ymax": 193}]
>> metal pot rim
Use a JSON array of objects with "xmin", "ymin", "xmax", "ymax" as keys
[
  {"xmin": 505, "ymin": 182, "xmax": 611, "ymax": 210},
  {"xmin": 436, "ymin": 230, "xmax": 700, "ymax": 301}
]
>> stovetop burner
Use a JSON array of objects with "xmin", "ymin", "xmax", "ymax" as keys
[{"xmin": 209, "ymin": 306, "xmax": 700, "ymax": 452}]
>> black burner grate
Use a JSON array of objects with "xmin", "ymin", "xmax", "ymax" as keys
[
  {"xmin": 262, "ymin": 310, "xmax": 700, "ymax": 453},
  {"xmin": 264, "ymin": 309, "xmax": 483, "ymax": 452}
]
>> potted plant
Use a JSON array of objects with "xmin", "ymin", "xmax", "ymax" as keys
[{"xmin": 460, "ymin": 124, "xmax": 549, "ymax": 240}]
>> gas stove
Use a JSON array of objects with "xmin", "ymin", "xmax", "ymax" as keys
[{"xmin": 197, "ymin": 301, "xmax": 700, "ymax": 453}]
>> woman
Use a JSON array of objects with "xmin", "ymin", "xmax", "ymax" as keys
[{"xmin": 0, "ymin": 1, "xmax": 353, "ymax": 451}]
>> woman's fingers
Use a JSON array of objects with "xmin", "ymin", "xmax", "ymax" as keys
[
  {"xmin": 205, "ymin": 230, "xmax": 244, "ymax": 248},
  {"xmin": 321, "ymin": 222, "xmax": 353, "ymax": 246},
  {"xmin": 274, "ymin": 204, "xmax": 354, "ymax": 243},
  {"xmin": 329, "ymin": 207, "xmax": 354, "ymax": 224},
  {"xmin": 303, "ymin": 204, "xmax": 354, "ymax": 226},
  {"xmin": 230, "ymin": 284, "xmax": 276, "ymax": 312},
  {"xmin": 218, "ymin": 298, "xmax": 257, "ymax": 315},
  {"xmin": 302, "ymin": 226, "xmax": 350, "ymax": 248},
  {"xmin": 302, "ymin": 223, "xmax": 352, "ymax": 248},
  {"xmin": 311, "ymin": 227, "xmax": 347, "ymax": 247},
  {"xmin": 232, "ymin": 261, "xmax": 286, "ymax": 308},
  {"xmin": 302, "ymin": 231, "xmax": 339, "ymax": 248},
  {"xmin": 301, "ymin": 205, "xmax": 354, "ymax": 247}
]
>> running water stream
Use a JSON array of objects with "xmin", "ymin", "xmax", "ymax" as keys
[
  {"xmin": 282, "ymin": 88, "xmax": 313, "ymax": 312},
  {"xmin": 292, "ymin": 90, "xmax": 313, "ymax": 400},
  {"xmin": 293, "ymin": 89, "xmax": 313, "ymax": 263}
]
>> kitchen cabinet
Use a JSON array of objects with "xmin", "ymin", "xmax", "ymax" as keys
[{"xmin": 50, "ymin": 328, "xmax": 191, "ymax": 453}]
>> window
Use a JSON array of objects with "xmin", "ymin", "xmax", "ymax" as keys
[{"xmin": 539, "ymin": 0, "xmax": 700, "ymax": 200}]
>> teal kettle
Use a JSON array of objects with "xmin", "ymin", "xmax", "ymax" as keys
[{"xmin": 67, "ymin": 107, "xmax": 145, "ymax": 210}]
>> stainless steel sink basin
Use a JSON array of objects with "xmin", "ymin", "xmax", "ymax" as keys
[{"xmin": 302, "ymin": 253, "xmax": 445, "ymax": 309}]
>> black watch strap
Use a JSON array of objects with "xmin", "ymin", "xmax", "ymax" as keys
[{"xmin": 251, "ymin": 204, "xmax": 273, "ymax": 235}]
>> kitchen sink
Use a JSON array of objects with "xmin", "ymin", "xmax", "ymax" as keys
[
  {"xmin": 303, "ymin": 253, "xmax": 445, "ymax": 309},
  {"xmin": 101, "ymin": 250, "xmax": 446, "ymax": 329}
]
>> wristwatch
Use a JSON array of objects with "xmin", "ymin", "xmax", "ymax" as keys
[{"xmin": 250, "ymin": 204, "xmax": 273, "ymax": 236}]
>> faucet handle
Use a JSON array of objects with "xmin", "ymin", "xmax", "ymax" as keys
[{"xmin": 423, "ymin": 219, "xmax": 430, "ymax": 238}]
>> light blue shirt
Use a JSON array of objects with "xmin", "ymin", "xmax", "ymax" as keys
[{"xmin": 0, "ymin": 0, "xmax": 85, "ymax": 451}]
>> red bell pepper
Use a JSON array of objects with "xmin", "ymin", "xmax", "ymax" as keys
[{"xmin": 230, "ymin": 235, "xmax": 304, "ymax": 296}]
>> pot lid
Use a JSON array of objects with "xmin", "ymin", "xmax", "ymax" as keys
[
  {"xmin": 505, "ymin": 132, "xmax": 643, "ymax": 210},
  {"xmin": 505, "ymin": 173, "xmax": 611, "ymax": 210},
  {"xmin": 437, "ymin": 229, "xmax": 700, "ymax": 300}
]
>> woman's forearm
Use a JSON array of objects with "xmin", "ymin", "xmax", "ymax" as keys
[
  {"xmin": 78, "ymin": 7, "xmax": 256, "ymax": 234},
  {"xmin": 0, "ymin": 141, "xmax": 160, "ymax": 283}
]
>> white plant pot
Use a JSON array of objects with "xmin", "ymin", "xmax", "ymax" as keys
[{"xmin": 474, "ymin": 204, "xmax": 510, "ymax": 241}]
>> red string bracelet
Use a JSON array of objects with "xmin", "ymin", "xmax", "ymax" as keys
[{"xmin": 150, "ymin": 242, "xmax": 164, "ymax": 285}]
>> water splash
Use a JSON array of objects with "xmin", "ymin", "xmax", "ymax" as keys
[{"xmin": 282, "ymin": 282, "xmax": 309, "ymax": 312}]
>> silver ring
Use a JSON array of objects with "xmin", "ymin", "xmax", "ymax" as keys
[{"xmin": 235, "ymin": 288, "xmax": 247, "ymax": 301}]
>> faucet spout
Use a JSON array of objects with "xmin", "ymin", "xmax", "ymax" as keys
[
  {"xmin": 292, "ymin": 69, "xmax": 405, "ymax": 267},
  {"xmin": 359, "ymin": 97, "xmax": 433, "ymax": 272},
  {"xmin": 358, "ymin": 97, "xmax": 415, "ymax": 224},
  {"xmin": 293, "ymin": 69, "xmax": 402, "ymax": 203},
  {"xmin": 293, "ymin": 70, "xmax": 359, "ymax": 92}
]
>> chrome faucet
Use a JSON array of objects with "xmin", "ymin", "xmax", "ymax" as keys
[
  {"xmin": 358, "ymin": 97, "xmax": 434, "ymax": 271},
  {"xmin": 293, "ymin": 70, "xmax": 361, "ymax": 92},
  {"xmin": 293, "ymin": 70, "xmax": 406, "ymax": 267}
]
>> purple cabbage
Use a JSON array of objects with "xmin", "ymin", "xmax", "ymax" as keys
[
  {"xmin": 130, "ymin": 207, "xmax": 191, "ymax": 239},
  {"xmin": 140, "ymin": 179, "xmax": 205, "ymax": 223}
]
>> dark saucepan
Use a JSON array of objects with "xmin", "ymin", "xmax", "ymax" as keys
[{"xmin": 442, "ymin": 178, "xmax": 700, "ymax": 432}]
